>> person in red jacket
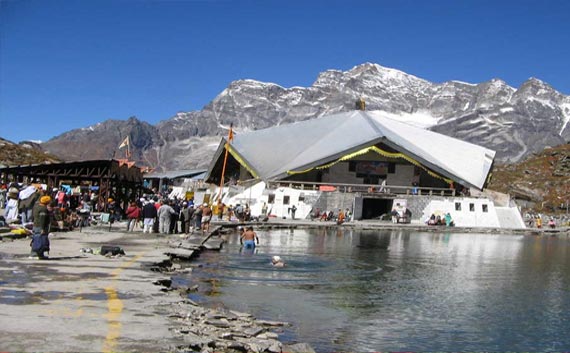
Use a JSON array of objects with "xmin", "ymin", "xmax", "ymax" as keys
[{"xmin": 125, "ymin": 201, "xmax": 141, "ymax": 232}]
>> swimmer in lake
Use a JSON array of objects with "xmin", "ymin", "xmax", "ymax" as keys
[
  {"xmin": 271, "ymin": 255, "xmax": 285, "ymax": 268},
  {"xmin": 240, "ymin": 226, "xmax": 259, "ymax": 249}
]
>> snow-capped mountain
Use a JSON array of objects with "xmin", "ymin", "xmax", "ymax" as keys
[{"xmin": 41, "ymin": 63, "xmax": 570, "ymax": 170}]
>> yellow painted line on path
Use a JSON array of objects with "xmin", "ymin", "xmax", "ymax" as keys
[{"xmin": 102, "ymin": 253, "xmax": 145, "ymax": 353}]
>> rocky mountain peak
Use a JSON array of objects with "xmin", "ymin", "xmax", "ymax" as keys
[
  {"xmin": 38, "ymin": 62, "xmax": 570, "ymax": 171},
  {"xmin": 313, "ymin": 69, "xmax": 344, "ymax": 87}
]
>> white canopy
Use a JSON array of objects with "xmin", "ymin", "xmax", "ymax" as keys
[{"xmin": 207, "ymin": 111, "xmax": 496, "ymax": 190}]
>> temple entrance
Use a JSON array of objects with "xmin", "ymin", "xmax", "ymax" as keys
[{"xmin": 361, "ymin": 198, "xmax": 392, "ymax": 220}]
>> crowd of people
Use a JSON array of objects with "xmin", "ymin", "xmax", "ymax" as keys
[
  {"xmin": 426, "ymin": 212, "xmax": 455, "ymax": 226},
  {"xmin": 525, "ymin": 214, "xmax": 562, "ymax": 229},
  {"xmin": 310, "ymin": 208, "xmax": 351, "ymax": 225}
]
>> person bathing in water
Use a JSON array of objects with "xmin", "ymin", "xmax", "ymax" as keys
[
  {"xmin": 271, "ymin": 255, "xmax": 285, "ymax": 267},
  {"xmin": 240, "ymin": 226, "xmax": 259, "ymax": 249}
]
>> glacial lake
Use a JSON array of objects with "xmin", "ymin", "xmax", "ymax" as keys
[{"xmin": 181, "ymin": 227, "xmax": 570, "ymax": 352}]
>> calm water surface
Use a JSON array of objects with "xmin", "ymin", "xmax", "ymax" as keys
[{"xmin": 181, "ymin": 228, "xmax": 570, "ymax": 352}]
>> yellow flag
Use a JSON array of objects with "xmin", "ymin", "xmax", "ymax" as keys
[{"xmin": 119, "ymin": 136, "xmax": 129, "ymax": 149}]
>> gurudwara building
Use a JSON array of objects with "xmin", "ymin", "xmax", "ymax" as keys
[{"xmin": 205, "ymin": 110, "xmax": 524, "ymax": 228}]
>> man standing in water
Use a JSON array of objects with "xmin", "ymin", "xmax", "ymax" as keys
[{"xmin": 240, "ymin": 226, "xmax": 259, "ymax": 249}]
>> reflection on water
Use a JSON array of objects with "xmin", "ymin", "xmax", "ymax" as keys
[{"xmin": 182, "ymin": 228, "xmax": 570, "ymax": 352}]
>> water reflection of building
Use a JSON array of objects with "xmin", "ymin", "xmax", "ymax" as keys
[{"xmin": 205, "ymin": 110, "xmax": 524, "ymax": 228}]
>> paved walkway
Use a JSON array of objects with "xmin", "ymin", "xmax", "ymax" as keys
[{"xmin": 0, "ymin": 225, "xmax": 187, "ymax": 352}]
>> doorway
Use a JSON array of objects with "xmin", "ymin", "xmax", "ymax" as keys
[{"xmin": 361, "ymin": 198, "xmax": 393, "ymax": 220}]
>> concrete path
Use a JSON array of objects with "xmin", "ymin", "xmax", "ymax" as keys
[{"xmin": 0, "ymin": 225, "xmax": 186, "ymax": 352}]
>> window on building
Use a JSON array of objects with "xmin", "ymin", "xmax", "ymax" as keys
[
  {"xmin": 482, "ymin": 204, "xmax": 488, "ymax": 212},
  {"xmin": 348, "ymin": 161, "xmax": 356, "ymax": 172},
  {"xmin": 283, "ymin": 195, "xmax": 290, "ymax": 205},
  {"xmin": 298, "ymin": 193, "xmax": 305, "ymax": 202},
  {"xmin": 455, "ymin": 202, "xmax": 462, "ymax": 211},
  {"xmin": 469, "ymin": 203, "xmax": 475, "ymax": 212},
  {"xmin": 388, "ymin": 163, "xmax": 396, "ymax": 174},
  {"xmin": 268, "ymin": 194, "xmax": 275, "ymax": 204}
]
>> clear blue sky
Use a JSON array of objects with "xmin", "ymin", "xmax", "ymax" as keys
[{"xmin": 1, "ymin": 0, "xmax": 569, "ymax": 143}]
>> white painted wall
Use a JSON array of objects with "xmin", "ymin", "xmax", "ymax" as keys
[
  {"xmin": 219, "ymin": 183, "xmax": 523, "ymax": 229},
  {"xmin": 421, "ymin": 197, "xmax": 502, "ymax": 228},
  {"xmin": 221, "ymin": 182, "xmax": 318, "ymax": 219}
]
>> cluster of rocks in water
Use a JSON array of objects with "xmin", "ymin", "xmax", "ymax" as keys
[
  {"xmin": 152, "ymin": 257, "xmax": 315, "ymax": 353},
  {"xmin": 170, "ymin": 299, "xmax": 314, "ymax": 353}
]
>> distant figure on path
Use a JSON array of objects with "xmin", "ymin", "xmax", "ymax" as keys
[
  {"xmin": 290, "ymin": 205, "xmax": 297, "ymax": 220},
  {"xmin": 261, "ymin": 202, "xmax": 268, "ymax": 217}
]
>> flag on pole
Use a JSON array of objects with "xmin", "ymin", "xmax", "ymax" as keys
[
  {"xmin": 119, "ymin": 136, "xmax": 130, "ymax": 149},
  {"xmin": 218, "ymin": 124, "xmax": 234, "ymax": 202},
  {"xmin": 228, "ymin": 125, "xmax": 234, "ymax": 142}
]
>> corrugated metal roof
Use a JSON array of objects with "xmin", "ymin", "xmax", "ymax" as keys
[
  {"xmin": 207, "ymin": 111, "xmax": 496, "ymax": 190},
  {"xmin": 143, "ymin": 169, "xmax": 207, "ymax": 180}
]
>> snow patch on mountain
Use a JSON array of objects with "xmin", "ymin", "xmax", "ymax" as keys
[
  {"xmin": 560, "ymin": 102, "xmax": 570, "ymax": 135},
  {"xmin": 374, "ymin": 110, "xmax": 440, "ymax": 129}
]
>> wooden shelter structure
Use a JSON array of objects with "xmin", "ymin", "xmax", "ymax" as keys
[{"xmin": 0, "ymin": 160, "xmax": 144, "ymax": 210}]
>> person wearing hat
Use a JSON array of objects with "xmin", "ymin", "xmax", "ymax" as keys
[
  {"xmin": 30, "ymin": 195, "xmax": 52, "ymax": 259},
  {"xmin": 142, "ymin": 199, "xmax": 158, "ymax": 234}
]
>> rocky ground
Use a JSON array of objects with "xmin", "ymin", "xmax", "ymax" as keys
[
  {"xmin": 488, "ymin": 143, "xmax": 570, "ymax": 214},
  {"xmin": 0, "ymin": 137, "xmax": 61, "ymax": 166}
]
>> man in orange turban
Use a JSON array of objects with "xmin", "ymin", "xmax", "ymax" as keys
[
  {"xmin": 30, "ymin": 195, "xmax": 52, "ymax": 259},
  {"xmin": 40, "ymin": 196, "xmax": 51, "ymax": 205}
]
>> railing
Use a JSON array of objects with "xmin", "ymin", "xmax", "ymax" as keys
[{"xmin": 266, "ymin": 180, "xmax": 458, "ymax": 197}]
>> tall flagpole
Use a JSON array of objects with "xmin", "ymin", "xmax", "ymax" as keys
[{"xmin": 218, "ymin": 124, "xmax": 233, "ymax": 202}]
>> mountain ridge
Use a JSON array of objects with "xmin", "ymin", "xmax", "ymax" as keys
[{"xmin": 38, "ymin": 62, "xmax": 570, "ymax": 171}]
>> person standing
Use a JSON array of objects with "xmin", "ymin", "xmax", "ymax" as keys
[
  {"xmin": 0, "ymin": 184, "xmax": 6, "ymax": 209},
  {"xmin": 261, "ymin": 202, "xmax": 268, "ymax": 218},
  {"xmin": 180, "ymin": 202, "xmax": 194, "ymax": 234},
  {"xmin": 30, "ymin": 196, "xmax": 52, "ymax": 259},
  {"xmin": 201, "ymin": 203, "xmax": 212, "ymax": 233},
  {"xmin": 142, "ymin": 200, "xmax": 157, "ymax": 233},
  {"xmin": 4, "ymin": 190, "xmax": 19, "ymax": 223},
  {"xmin": 194, "ymin": 204, "xmax": 203, "ymax": 231},
  {"xmin": 170, "ymin": 200, "xmax": 180, "ymax": 234},
  {"xmin": 290, "ymin": 205, "xmax": 297, "ymax": 220},
  {"xmin": 240, "ymin": 226, "xmax": 259, "ymax": 249},
  {"xmin": 125, "ymin": 201, "xmax": 140, "ymax": 232},
  {"xmin": 157, "ymin": 200, "xmax": 175, "ymax": 234}
]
